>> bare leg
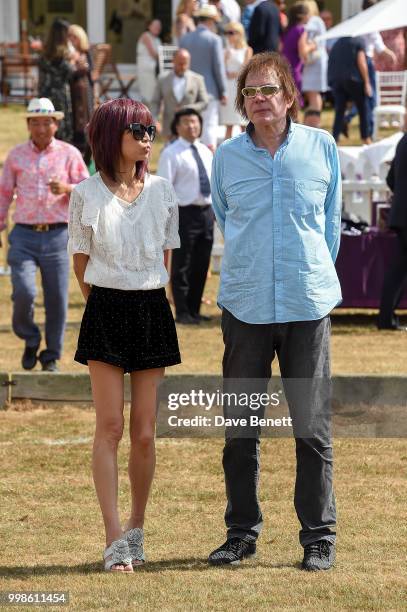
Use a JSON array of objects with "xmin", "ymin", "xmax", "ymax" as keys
[
  {"xmin": 127, "ymin": 367, "xmax": 164, "ymax": 528},
  {"xmin": 225, "ymin": 125, "xmax": 233, "ymax": 140},
  {"xmin": 89, "ymin": 360, "xmax": 131, "ymax": 571},
  {"xmin": 305, "ymin": 91, "xmax": 323, "ymax": 112}
]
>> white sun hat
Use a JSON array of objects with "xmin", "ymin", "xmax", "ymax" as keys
[
  {"xmin": 25, "ymin": 97, "xmax": 64, "ymax": 120},
  {"xmin": 194, "ymin": 4, "xmax": 220, "ymax": 21}
]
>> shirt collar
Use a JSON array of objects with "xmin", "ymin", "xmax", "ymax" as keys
[
  {"xmin": 29, "ymin": 137, "xmax": 57, "ymax": 154},
  {"xmin": 245, "ymin": 118, "xmax": 296, "ymax": 152},
  {"xmin": 173, "ymin": 71, "xmax": 187, "ymax": 80},
  {"xmin": 179, "ymin": 136, "xmax": 201, "ymax": 147}
]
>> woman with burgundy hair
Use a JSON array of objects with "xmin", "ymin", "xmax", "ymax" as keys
[{"xmin": 68, "ymin": 99, "xmax": 181, "ymax": 572}]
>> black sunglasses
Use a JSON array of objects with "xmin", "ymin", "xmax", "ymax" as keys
[{"xmin": 127, "ymin": 123, "xmax": 156, "ymax": 142}]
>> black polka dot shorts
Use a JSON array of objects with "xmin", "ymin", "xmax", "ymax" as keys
[{"xmin": 75, "ymin": 286, "xmax": 181, "ymax": 373}]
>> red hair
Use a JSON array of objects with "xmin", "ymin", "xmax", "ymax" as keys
[{"xmin": 87, "ymin": 99, "xmax": 153, "ymax": 182}]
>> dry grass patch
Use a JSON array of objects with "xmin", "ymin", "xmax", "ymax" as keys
[
  {"xmin": 1, "ymin": 272, "xmax": 407, "ymax": 374},
  {"xmin": 0, "ymin": 405, "xmax": 406, "ymax": 610}
]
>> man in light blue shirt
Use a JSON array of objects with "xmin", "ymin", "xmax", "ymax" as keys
[
  {"xmin": 208, "ymin": 52, "xmax": 341, "ymax": 571},
  {"xmin": 241, "ymin": 0, "xmax": 257, "ymax": 40},
  {"xmin": 180, "ymin": 5, "xmax": 228, "ymax": 149}
]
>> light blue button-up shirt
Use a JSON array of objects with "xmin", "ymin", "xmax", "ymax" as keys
[{"xmin": 211, "ymin": 121, "xmax": 342, "ymax": 324}]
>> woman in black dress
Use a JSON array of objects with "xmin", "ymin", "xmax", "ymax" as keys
[
  {"xmin": 38, "ymin": 18, "xmax": 77, "ymax": 143},
  {"xmin": 68, "ymin": 24, "xmax": 94, "ymax": 162}
]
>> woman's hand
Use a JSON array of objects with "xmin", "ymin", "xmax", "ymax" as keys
[
  {"xmin": 82, "ymin": 284, "xmax": 92, "ymax": 301},
  {"xmin": 73, "ymin": 253, "xmax": 91, "ymax": 301},
  {"xmin": 364, "ymin": 81, "xmax": 373, "ymax": 98}
]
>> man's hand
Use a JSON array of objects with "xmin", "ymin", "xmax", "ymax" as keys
[
  {"xmin": 364, "ymin": 81, "xmax": 373, "ymax": 98},
  {"xmin": 48, "ymin": 179, "xmax": 72, "ymax": 195},
  {"xmin": 220, "ymin": 95, "xmax": 228, "ymax": 106}
]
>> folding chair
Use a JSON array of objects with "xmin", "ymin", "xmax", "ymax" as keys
[
  {"xmin": 91, "ymin": 44, "xmax": 137, "ymax": 102},
  {"xmin": 0, "ymin": 52, "xmax": 38, "ymax": 105},
  {"xmin": 373, "ymin": 71, "xmax": 407, "ymax": 140},
  {"xmin": 158, "ymin": 45, "xmax": 178, "ymax": 76}
]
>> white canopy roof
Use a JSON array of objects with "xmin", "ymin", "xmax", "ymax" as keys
[{"xmin": 318, "ymin": 0, "xmax": 407, "ymax": 40}]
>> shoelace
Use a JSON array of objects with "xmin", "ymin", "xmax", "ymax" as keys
[
  {"xmin": 226, "ymin": 538, "xmax": 249, "ymax": 556},
  {"xmin": 306, "ymin": 541, "xmax": 330, "ymax": 558}
]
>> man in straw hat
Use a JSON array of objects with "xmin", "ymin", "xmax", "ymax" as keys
[
  {"xmin": 0, "ymin": 98, "xmax": 89, "ymax": 371},
  {"xmin": 180, "ymin": 3, "xmax": 227, "ymax": 150}
]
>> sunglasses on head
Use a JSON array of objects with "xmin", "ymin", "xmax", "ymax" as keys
[
  {"xmin": 241, "ymin": 85, "xmax": 281, "ymax": 98},
  {"xmin": 126, "ymin": 123, "xmax": 156, "ymax": 142}
]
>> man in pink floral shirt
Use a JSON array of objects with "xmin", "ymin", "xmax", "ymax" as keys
[{"xmin": 0, "ymin": 98, "xmax": 89, "ymax": 371}]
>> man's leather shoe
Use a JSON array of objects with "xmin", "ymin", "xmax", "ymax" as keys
[
  {"xmin": 175, "ymin": 314, "xmax": 200, "ymax": 325},
  {"xmin": 41, "ymin": 360, "xmax": 59, "ymax": 372},
  {"xmin": 22, "ymin": 345, "xmax": 39, "ymax": 370},
  {"xmin": 341, "ymin": 121, "xmax": 349, "ymax": 138},
  {"xmin": 378, "ymin": 324, "xmax": 407, "ymax": 331},
  {"xmin": 192, "ymin": 314, "xmax": 212, "ymax": 322}
]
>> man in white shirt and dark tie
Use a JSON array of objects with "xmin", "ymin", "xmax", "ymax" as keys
[{"xmin": 157, "ymin": 108, "xmax": 214, "ymax": 325}]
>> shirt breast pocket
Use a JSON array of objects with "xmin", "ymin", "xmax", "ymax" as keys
[
  {"xmin": 282, "ymin": 178, "xmax": 328, "ymax": 263},
  {"xmin": 293, "ymin": 179, "xmax": 327, "ymax": 216}
]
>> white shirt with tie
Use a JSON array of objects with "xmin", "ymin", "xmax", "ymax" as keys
[{"xmin": 156, "ymin": 137, "xmax": 213, "ymax": 206}]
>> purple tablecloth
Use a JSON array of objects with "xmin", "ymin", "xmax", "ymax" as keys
[{"xmin": 335, "ymin": 230, "xmax": 407, "ymax": 308}]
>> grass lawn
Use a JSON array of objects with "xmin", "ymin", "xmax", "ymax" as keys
[
  {"xmin": 0, "ymin": 407, "xmax": 406, "ymax": 611},
  {"xmin": 0, "ymin": 106, "xmax": 406, "ymax": 610}
]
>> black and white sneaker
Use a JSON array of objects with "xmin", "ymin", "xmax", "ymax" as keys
[
  {"xmin": 302, "ymin": 540, "xmax": 335, "ymax": 571},
  {"xmin": 208, "ymin": 537, "xmax": 256, "ymax": 566}
]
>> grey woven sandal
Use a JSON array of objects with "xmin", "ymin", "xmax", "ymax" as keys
[
  {"xmin": 103, "ymin": 538, "xmax": 133, "ymax": 572},
  {"xmin": 125, "ymin": 528, "xmax": 146, "ymax": 565}
]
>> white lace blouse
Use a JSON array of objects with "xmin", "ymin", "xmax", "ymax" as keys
[{"xmin": 68, "ymin": 172, "xmax": 180, "ymax": 290}]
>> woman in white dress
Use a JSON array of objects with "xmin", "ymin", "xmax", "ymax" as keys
[
  {"xmin": 136, "ymin": 19, "xmax": 162, "ymax": 107},
  {"xmin": 301, "ymin": 0, "xmax": 328, "ymax": 122},
  {"xmin": 220, "ymin": 21, "xmax": 253, "ymax": 140},
  {"xmin": 173, "ymin": 0, "xmax": 197, "ymax": 44},
  {"xmin": 68, "ymin": 98, "xmax": 180, "ymax": 572}
]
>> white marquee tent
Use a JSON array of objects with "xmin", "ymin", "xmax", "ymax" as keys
[{"xmin": 318, "ymin": 0, "xmax": 407, "ymax": 40}]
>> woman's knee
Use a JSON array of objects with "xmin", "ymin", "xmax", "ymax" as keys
[
  {"xmin": 95, "ymin": 418, "xmax": 124, "ymax": 445},
  {"xmin": 130, "ymin": 430, "xmax": 155, "ymax": 454}
]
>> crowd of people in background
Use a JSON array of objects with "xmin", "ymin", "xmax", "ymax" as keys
[{"xmin": 20, "ymin": 0, "xmax": 407, "ymax": 156}]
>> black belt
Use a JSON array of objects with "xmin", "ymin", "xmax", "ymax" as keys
[{"xmin": 16, "ymin": 223, "xmax": 68, "ymax": 232}]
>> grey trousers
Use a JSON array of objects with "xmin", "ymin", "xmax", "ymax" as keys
[{"xmin": 221, "ymin": 308, "xmax": 336, "ymax": 547}]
